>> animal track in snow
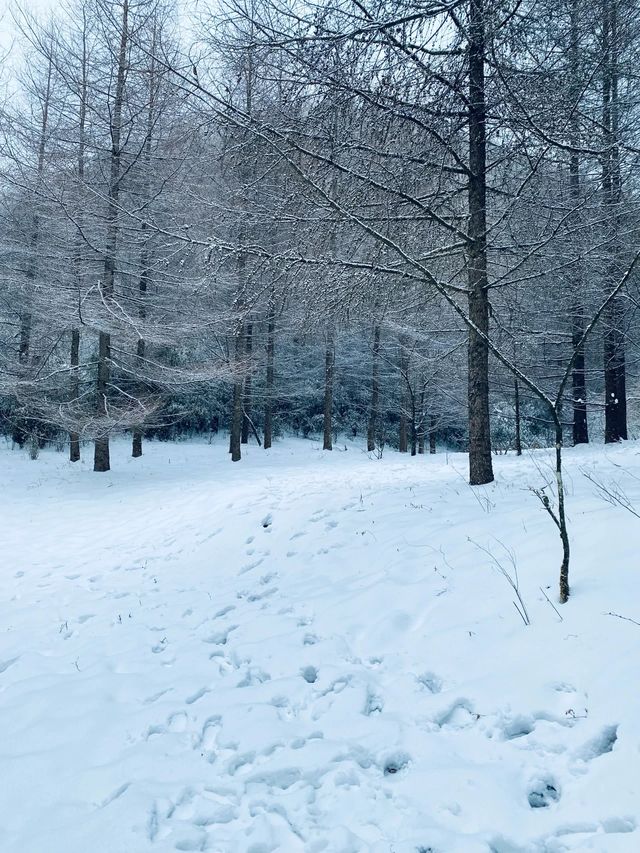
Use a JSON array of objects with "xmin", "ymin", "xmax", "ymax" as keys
[
  {"xmin": 528, "ymin": 777, "xmax": 560, "ymax": 808},
  {"xmin": 0, "ymin": 656, "xmax": 20, "ymax": 674},
  {"xmin": 185, "ymin": 687, "xmax": 210, "ymax": 705},
  {"xmin": 574, "ymin": 724, "xmax": 618, "ymax": 761},
  {"xmin": 433, "ymin": 699, "xmax": 477, "ymax": 729},
  {"xmin": 301, "ymin": 666, "xmax": 318, "ymax": 684},
  {"xmin": 203, "ymin": 625, "xmax": 237, "ymax": 645},
  {"xmin": 416, "ymin": 671, "xmax": 443, "ymax": 694},
  {"xmin": 213, "ymin": 605, "xmax": 236, "ymax": 619},
  {"xmin": 143, "ymin": 688, "xmax": 173, "ymax": 705},
  {"xmin": 239, "ymin": 558, "xmax": 265, "ymax": 575},
  {"xmin": 382, "ymin": 751, "xmax": 411, "ymax": 776}
]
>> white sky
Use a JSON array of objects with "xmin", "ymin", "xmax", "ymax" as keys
[{"xmin": 1, "ymin": 0, "xmax": 55, "ymax": 59}]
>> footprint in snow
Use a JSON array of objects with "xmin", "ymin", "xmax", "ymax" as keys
[
  {"xmin": 574, "ymin": 725, "xmax": 618, "ymax": 762},
  {"xmin": 301, "ymin": 665, "xmax": 318, "ymax": 684},
  {"xmin": 416, "ymin": 672, "xmax": 443, "ymax": 694},
  {"xmin": 168, "ymin": 711, "xmax": 188, "ymax": 733},
  {"xmin": 382, "ymin": 751, "xmax": 411, "ymax": 776},
  {"xmin": 239, "ymin": 558, "xmax": 264, "ymax": 575},
  {"xmin": 528, "ymin": 777, "xmax": 560, "ymax": 808},
  {"xmin": 0, "ymin": 656, "xmax": 20, "ymax": 674},
  {"xmin": 185, "ymin": 687, "xmax": 210, "ymax": 705},
  {"xmin": 143, "ymin": 688, "xmax": 173, "ymax": 705}
]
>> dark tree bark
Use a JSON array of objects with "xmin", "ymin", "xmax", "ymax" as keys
[
  {"xmin": 264, "ymin": 299, "xmax": 275, "ymax": 449},
  {"xmin": 131, "ymin": 268, "xmax": 146, "ymax": 461},
  {"xmin": 241, "ymin": 322, "xmax": 253, "ymax": 444},
  {"xmin": 132, "ymin": 24, "xmax": 157, "ymax": 460},
  {"xmin": 94, "ymin": 331, "xmax": 111, "ymax": 472},
  {"xmin": 367, "ymin": 324, "xmax": 380, "ymax": 452},
  {"xmin": 69, "ymin": 329, "xmax": 81, "ymax": 462},
  {"xmin": 514, "ymin": 377, "xmax": 522, "ymax": 456},
  {"xmin": 569, "ymin": 0, "xmax": 589, "ymax": 446},
  {"xmin": 429, "ymin": 415, "xmax": 437, "ymax": 454},
  {"xmin": 398, "ymin": 338, "xmax": 409, "ymax": 453},
  {"xmin": 13, "ymin": 53, "xmax": 53, "ymax": 449},
  {"xmin": 229, "ymin": 321, "xmax": 245, "ymax": 462},
  {"xmin": 602, "ymin": 0, "xmax": 627, "ymax": 443},
  {"xmin": 410, "ymin": 393, "xmax": 417, "ymax": 456},
  {"xmin": 94, "ymin": 0, "xmax": 129, "ymax": 472},
  {"xmin": 70, "ymin": 21, "xmax": 87, "ymax": 464},
  {"xmin": 467, "ymin": 0, "xmax": 494, "ymax": 484},
  {"xmin": 229, "ymin": 269, "xmax": 246, "ymax": 462},
  {"xmin": 323, "ymin": 328, "xmax": 335, "ymax": 451}
]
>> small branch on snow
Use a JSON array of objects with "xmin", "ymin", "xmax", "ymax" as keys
[{"xmin": 605, "ymin": 611, "xmax": 640, "ymax": 628}]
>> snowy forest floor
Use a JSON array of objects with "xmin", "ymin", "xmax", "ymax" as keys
[{"xmin": 1, "ymin": 437, "xmax": 639, "ymax": 853}]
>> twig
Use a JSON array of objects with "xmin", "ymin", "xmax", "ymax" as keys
[
  {"xmin": 606, "ymin": 611, "xmax": 640, "ymax": 627},
  {"xmin": 540, "ymin": 586, "xmax": 563, "ymax": 621}
]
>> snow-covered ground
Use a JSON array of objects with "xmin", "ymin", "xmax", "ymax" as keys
[{"xmin": 1, "ymin": 437, "xmax": 639, "ymax": 852}]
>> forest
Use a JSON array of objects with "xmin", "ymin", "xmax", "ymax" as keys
[{"xmin": 2, "ymin": 0, "xmax": 638, "ymax": 477}]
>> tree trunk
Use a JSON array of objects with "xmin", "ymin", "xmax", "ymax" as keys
[
  {"xmin": 323, "ymin": 329, "xmax": 335, "ymax": 451},
  {"xmin": 132, "ymin": 24, "xmax": 157, "ymax": 460},
  {"xmin": 132, "ymin": 250, "xmax": 149, "ymax": 459},
  {"xmin": 602, "ymin": 0, "xmax": 627, "ymax": 443},
  {"xmin": 467, "ymin": 0, "xmax": 494, "ymax": 485},
  {"xmin": 94, "ymin": 331, "xmax": 111, "ymax": 472},
  {"xmin": 69, "ymin": 329, "xmax": 81, "ymax": 462},
  {"xmin": 264, "ymin": 301, "xmax": 275, "ymax": 449},
  {"xmin": 230, "ymin": 321, "xmax": 244, "ymax": 462},
  {"xmin": 410, "ymin": 394, "xmax": 417, "ymax": 456},
  {"xmin": 13, "ymin": 53, "xmax": 53, "ymax": 449},
  {"xmin": 514, "ymin": 377, "xmax": 522, "ymax": 456},
  {"xmin": 367, "ymin": 324, "xmax": 380, "ymax": 452},
  {"xmin": 131, "ymin": 337, "xmax": 145, "ymax": 458},
  {"xmin": 241, "ymin": 322, "xmax": 253, "ymax": 444},
  {"xmin": 70, "ymin": 18, "xmax": 87, "ymax": 464},
  {"xmin": 398, "ymin": 338, "xmax": 409, "ymax": 453},
  {"xmin": 554, "ymin": 418, "xmax": 570, "ymax": 603},
  {"xmin": 94, "ymin": 0, "xmax": 129, "ymax": 472},
  {"xmin": 429, "ymin": 415, "xmax": 437, "ymax": 454},
  {"xmin": 569, "ymin": 0, "xmax": 589, "ymax": 445}
]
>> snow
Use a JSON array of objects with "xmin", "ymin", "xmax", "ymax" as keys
[{"xmin": 1, "ymin": 437, "xmax": 639, "ymax": 852}]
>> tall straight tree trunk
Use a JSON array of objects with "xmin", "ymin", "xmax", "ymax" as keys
[
  {"xmin": 429, "ymin": 415, "xmax": 437, "ymax": 454},
  {"xmin": 132, "ymin": 33, "xmax": 157, "ymax": 459},
  {"xmin": 410, "ymin": 400, "xmax": 417, "ymax": 456},
  {"xmin": 94, "ymin": 332, "xmax": 111, "ymax": 471},
  {"xmin": 241, "ymin": 322, "xmax": 253, "ymax": 444},
  {"xmin": 514, "ymin": 377, "xmax": 522, "ymax": 456},
  {"xmin": 264, "ymin": 298, "xmax": 275, "ymax": 449},
  {"xmin": 69, "ymin": 329, "xmax": 81, "ymax": 462},
  {"xmin": 70, "ymin": 20, "xmax": 88, "ymax": 463},
  {"xmin": 602, "ymin": 0, "xmax": 627, "ymax": 443},
  {"xmin": 418, "ymin": 388, "xmax": 426, "ymax": 454},
  {"xmin": 323, "ymin": 328, "xmax": 335, "ymax": 451},
  {"xmin": 94, "ymin": 0, "xmax": 129, "ymax": 472},
  {"xmin": 367, "ymin": 324, "xmax": 380, "ymax": 452},
  {"xmin": 230, "ymin": 321, "xmax": 245, "ymax": 462},
  {"xmin": 398, "ymin": 337, "xmax": 409, "ymax": 453},
  {"xmin": 569, "ymin": 0, "xmax": 589, "ymax": 445},
  {"xmin": 131, "ymin": 259, "xmax": 148, "ymax": 458},
  {"xmin": 467, "ymin": 0, "xmax": 494, "ymax": 484},
  {"xmin": 13, "ymin": 52, "xmax": 53, "ymax": 448}
]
